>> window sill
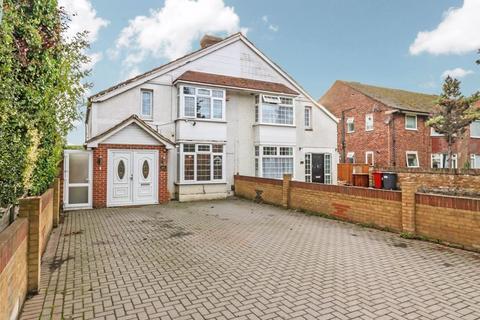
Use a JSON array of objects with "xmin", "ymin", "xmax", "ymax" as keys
[
  {"xmin": 305, "ymin": 128, "xmax": 313, "ymax": 131},
  {"xmin": 176, "ymin": 118, "xmax": 227, "ymax": 124},
  {"xmin": 253, "ymin": 123, "xmax": 296, "ymax": 128},
  {"xmin": 347, "ymin": 131, "xmax": 355, "ymax": 134},
  {"xmin": 405, "ymin": 128, "xmax": 418, "ymax": 131},
  {"xmin": 175, "ymin": 181, "xmax": 227, "ymax": 186}
]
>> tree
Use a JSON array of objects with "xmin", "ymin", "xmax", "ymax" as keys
[
  {"xmin": 426, "ymin": 77, "xmax": 480, "ymax": 169},
  {"xmin": 0, "ymin": 0, "xmax": 90, "ymax": 207}
]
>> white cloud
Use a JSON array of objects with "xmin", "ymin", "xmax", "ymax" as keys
[
  {"xmin": 409, "ymin": 0, "xmax": 480, "ymax": 55},
  {"xmin": 261, "ymin": 15, "xmax": 279, "ymax": 32},
  {"xmin": 441, "ymin": 68, "xmax": 474, "ymax": 79},
  {"xmin": 115, "ymin": 0, "xmax": 245, "ymax": 75},
  {"xmin": 60, "ymin": 0, "xmax": 109, "ymax": 69}
]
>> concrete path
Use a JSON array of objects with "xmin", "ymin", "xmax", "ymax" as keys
[{"xmin": 20, "ymin": 199, "xmax": 480, "ymax": 319}]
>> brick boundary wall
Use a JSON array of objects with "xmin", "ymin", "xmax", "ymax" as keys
[
  {"xmin": 0, "ymin": 218, "xmax": 29, "ymax": 320},
  {"xmin": 235, "ymin": 175, "xmax": 480, "ymax": 251},
  {"xmin": 92, "ymin": 144, "xmax": 169, "ymax": 208}
]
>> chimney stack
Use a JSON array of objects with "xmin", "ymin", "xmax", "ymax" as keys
[{"xmin": 200, "ymin": 35, "xmax": 223, "ymax": 49}]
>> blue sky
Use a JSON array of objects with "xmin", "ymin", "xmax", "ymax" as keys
[{"xmin": 66, "ymin": 0, "xmax": 480, "ymax": 144}]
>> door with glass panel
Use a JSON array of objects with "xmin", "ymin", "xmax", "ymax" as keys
[{"xmin": 64, "ymin": 150, "xmax": 92, "ymax": 210}]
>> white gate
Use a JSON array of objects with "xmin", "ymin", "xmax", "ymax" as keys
[{"xmin": 63, "ymin": 150, "xmax": 92, "ymax": 210}]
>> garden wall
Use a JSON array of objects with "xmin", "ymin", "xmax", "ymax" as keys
[{"xmin": 234, "ymin": 175, "xmax": 480, "ymax": 251}]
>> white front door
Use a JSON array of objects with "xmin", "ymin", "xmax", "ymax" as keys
[
  {"xmin": 108, "ymin": 150, "xmax": 158, "ymax": 207},
  {"xmin": 64, "ymin": 150, "xmax": 92, "ymax": 210}
]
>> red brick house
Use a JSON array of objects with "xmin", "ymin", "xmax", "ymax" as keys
[{"xmin": 320, "ymin": 80, "xmax": 480, "ymax": 169}]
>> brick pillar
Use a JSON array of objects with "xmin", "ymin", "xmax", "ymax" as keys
[
  {"xmin": 401, "ymin": 181, "xmax": 418, "ymax": 233},
  {"xmin": 19, "ymin": 196, "xmax": 42, "ymax": 294},
  {"xmin": 282, "ymin": 174, "xmax": 292, "ymax": 208},
  {"xmin": 52, "ymin": 178, "xmax": 60, "ymax": 227}
]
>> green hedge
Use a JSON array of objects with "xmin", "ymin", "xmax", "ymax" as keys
[{"xmin": 0, "ymin": 0, "xmax": 89, "ymax": 207}]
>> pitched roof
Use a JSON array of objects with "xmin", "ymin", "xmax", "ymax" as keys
[
  {"xmin": 175, "ymin": 71, "xmax": 299, "ymax": 95},
  {"xmin": 342, "ymin": 81, "xmax": 438, "ymax": 114},
  {"xmin": 85, "ymin": 115, "xmax": 175, "ymax": 148}
]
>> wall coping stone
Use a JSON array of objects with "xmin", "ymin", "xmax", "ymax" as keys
[{"xmin": 416, "ymin": 192, "xmax": 480, "ymax": 212}]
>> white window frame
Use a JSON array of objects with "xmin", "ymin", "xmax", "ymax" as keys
[
  {"xmin": 346, "ymin": 152, "xmax": 355, "ymax": 163},
  {"xmin": 471, "ymin": 120, "xmax": 480, "ymax": 138},
  {"xmin": 365, "ymin": 151, "xmax": 374, "ymax": 166},
  {"xmin": 179, "ymin": 85, "xmax": 226, "ymax": 121},
  {"xmin": 178, "ymin": 143, "xmax": 226, "ymax": 184},
  {"xmin": 406, "ymin": 151, "xmax": 420, "ymax": 168},
  {"xmin": 365, "ymin": 113, "xmax": 374, "ymax": 131},
  {"xmin": 255, "ymin": 94, "xmax": 295, "ymax": 126},
  {"xmin": 430, "ymin": 128, "xmax": 444, "ymax": 136},
  {"xmin": 140, "ymin": 89, "xmax": 153, "ymax": 120},
  {"xmin": 405, "ymin": 114, "xmax": 417, "ymax": 130},
  {"xmin": 431, "ymin": 153, "xmax": 458, "ymax": 169},
  {"xmin": 471, "ymin": 154, "xmax": 480, "ymax": 169},
  {"xmin": 255, "ymin": 145, "xmax": 295, "ymax": 179},
  {"xmin": 304, "ymin": 153, "xmax": 311, "ymax": 182},
  {"xmin": 346, "ymin": 117, "xmax": 354, "ymax": 133},
  {"xmin": 304, "ymin": 106, "xmax": 312, "ymax": 129}
]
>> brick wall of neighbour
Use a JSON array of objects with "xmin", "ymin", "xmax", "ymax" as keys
[
  {"xmin": 415, "ymin": 193, "xmax": 480, "ymax": 250},
  {"xmin": 235, "ymin": 175, "xmax": 480, "ymax": 251},
  {"xmin": 92, "ymin": 144, "xmax": 169, "ymax": 208},
  {"xmin": 289, "ymin": 181, "xmax": 403, "ymax": 231},
  {"xmin": 39, "ymin": 189, "xmax": 54, "ymax": 255},
  {"xmin": 234, "ymin": 175, "xmax": 283, "ymax": 205},
  {"xmin": 381, "ymin": 168, "xmax": 480, "ymax": 193},
  {"xmin": 0, "ymin": 218, "xmax": 28, "ymax": 320}
]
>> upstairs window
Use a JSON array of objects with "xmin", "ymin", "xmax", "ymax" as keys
[
  {"xmin": 141, "ymin": 90, "xmax": 153, "ymax": 119},
  {"xmin": 405, "ymin": 114, "xmax": 417, "ymax": 130},
  {"xmin": 346, "ymin": 117, "xmax": 354, "ymax": 133},
  {"xmin": 180, "ymin": 86, "xmax": 225, "ymax": 120},
  {"xmin": 304, "ymin": 106, "xmax": 312, "ymax": 129},
  {"xmin": 365, "ymin": 114, "xmax": 374, "ymax": 131},
  {"xmin": 255, "ymin": 94, "xmax": 294, "ymax": 125},
  {"xmin": 471, "ymin": 121, "xmax": 480, "ymax": 138}
]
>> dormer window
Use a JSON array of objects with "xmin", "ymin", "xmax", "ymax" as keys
[
  {"xmin": 141, "ymin": 89, "xmax": 153, "ymax": 119},
  {"xmin": 180, "ymin": 85, "xmax": 225, "ymax": 120}
]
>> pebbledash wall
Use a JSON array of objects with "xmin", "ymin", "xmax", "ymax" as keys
[
  {"xmin": 92, "ymin": 144, "xmax": 169, "ymax": 208},
  {"xmin": 0, "ymin": 179, "xmax": 60, "ymax": 320},
  {"xmin": 234, "ymin": 175, "xmax": 480, "ymax": 251}
]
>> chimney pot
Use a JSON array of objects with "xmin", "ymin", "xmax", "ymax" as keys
[{"xmin": 200, "ymin": 35, "xmax": 223, "ymax": 49}]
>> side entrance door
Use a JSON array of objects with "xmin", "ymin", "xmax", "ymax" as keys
[
  {"xmin": 311, "ymin": 153, "xmax": 325, "ymax": 183},
  {"xmin": 108, "ymin": 150, "xmax": 158, "ymax": 207},
  {"xmin": 64, "ymin": 150, "xmax": 92, "ymax": 210}
]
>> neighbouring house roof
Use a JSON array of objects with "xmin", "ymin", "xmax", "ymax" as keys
[
  {"xmin": 175, "ymin": 71, "xmax": 299, "ymax": 95},
  {"xmin": 85, "ymin": 115, "xmax": 175, "ymax": 149},
  {"xmin": 86, "ymin": 32, "xmax": 338, "ymax": 123},
  {"xmin": 341, "ymin": 81, "xmax": 438, "ymax": 114}
]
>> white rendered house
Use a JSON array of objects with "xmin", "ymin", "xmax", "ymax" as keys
[{"xmin": 63, "ymin": 33, "xmax": 338, "ymax": 209}]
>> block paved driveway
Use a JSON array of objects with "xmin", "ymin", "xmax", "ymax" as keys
[{"xmin": 21, "ymin": 198, "xmax": 480, "ymax": 320}]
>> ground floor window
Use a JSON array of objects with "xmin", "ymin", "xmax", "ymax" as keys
[
  {"xmin": 305, "ymin": 153, "xmax": 311, "ymax": 182},
  {"xmin": 255, "ymin": 145, "xmax": 294, "ymax": 179},
  {"xmin": 406, "ymin": 151, "xmax": 419, "ymax": 168},
  {"xmin": 365, "ymin": 151, "xmax": 374, "ymax": 166},
  {"xmin": 470, "ymin": 154, "xmax": 480, "ymax": 169},
  {"xmin": 431, "ymin": 153, "xmax": 457, "ymax": 169},
  {"xmin": 180, "ymin": 143, "xmax": 225, "ymax": 182},
  {"xmin": 346, "ymin": 152, "xmax": 355, "ymax": 163}
]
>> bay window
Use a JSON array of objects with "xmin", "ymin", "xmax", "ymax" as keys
[
  {"xmin": 180, "ymin": 85, "xmax": 225, "ymax": 120},
  {"xmin": 255, "ymin": 94, "xmax": 295, "ymax": 125},
  {"xmin": 180, "ymin": 143, "xmax": 225, "ymax": 183},
  {"xmin": 255, "ymin": 146, "xmax": 294, "ymax": 179}
]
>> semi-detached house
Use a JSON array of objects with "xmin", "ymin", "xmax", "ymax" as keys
[{"xmin": 63, "ymin": 33, "xmax": 339, "ymax": 209}]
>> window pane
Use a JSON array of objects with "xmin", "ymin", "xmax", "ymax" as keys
[
  {"xmin": 212, "ymin": 144, "xmax": 223, "ymax": 153},
  {"xmin": 184, "ymin": 96, "xmax": 195, "ymax": 117},
  {"xmin": 280, "ymin": 97, "xmax": 293, "ymax": 105},
  {"xmin": 68, "ymin": 186, "xmax": 88, "ymax": 204},
  {"xmin": 197, "ymin": 145, "xmax": 211, "ymax": 152},
  {"xmin": 69, "ymin": 153, "xmax": 89, "ymax": 183},
  {"xmin": 366, "ymin": 114, "xmax": 373, "ymax": 130},
  {"xmin": 196, "ymin": 97, "xmax": 211, "ymax": 119},
  {"xmin": 432, "ymin": 154, "xmax": 442, "ymax": 169},
  {"xmin": 198, "ymin": 88, "xmax": 210, "ymax": 96},
  {"xmin": 184, "ymin": 155, "xmax": 194, "ymax": 180},
  {"xmin": 280, "ymin": 147, "xmax": 293, "ymax": 156},
  {"xmin": 212, "ymin": 90, "xmax": 224, "ymax": 98},
  {"xmin": 142, "ymin": 91, "xmax": 152, "ymax": 116},
  {"xmin": 262, "ymin": 158, "xmax": 293, "ymax": 179},
  {"xmin": 261, "ymin": 104, "xmax": 293, "ymax": 125},
  {"xmin": 324, "ymin": 154, "xmax": 332, "ymax": 184},
  {"xmin": 471, "ymin": 121, "xmax": 480, "ymax": 137},
  {"xmin": 407, "ymin": 154, "xmax": 418, "ymax": 167},
  {"xmin": 304, "ymin": 107, "xmax": 311, "ymax": 127},
  {"xmin": 263, "ymin": 146, "xmax": 277, "ymax": 155},
  {"xmin": 183, "ymin": 86, "xmax": 195, "ymax": 95},
  {"xmin": 406, "ymin": 115, "xmax": 416, "ymax": 129},
  {"xmin": 213, "ymin": 155, "xmax": 223, "ymax": 179},
  {"xmin": 347, "ymin": 118, "xmax": 354, "ymax": 132},
  {"xmin": 255, "ymin": 146, "xmax": 259, "ymax": 156},
  {"xmin": 213, "ymin": 99, "xmax": 223, "ymax": 119},
  {"xmin": 196, "ymin": 154, "xmax": 211, "ymax": 181},
  {"xmin": 183, "ymin": 144, "xmax": 195, "ymax": 152}
]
